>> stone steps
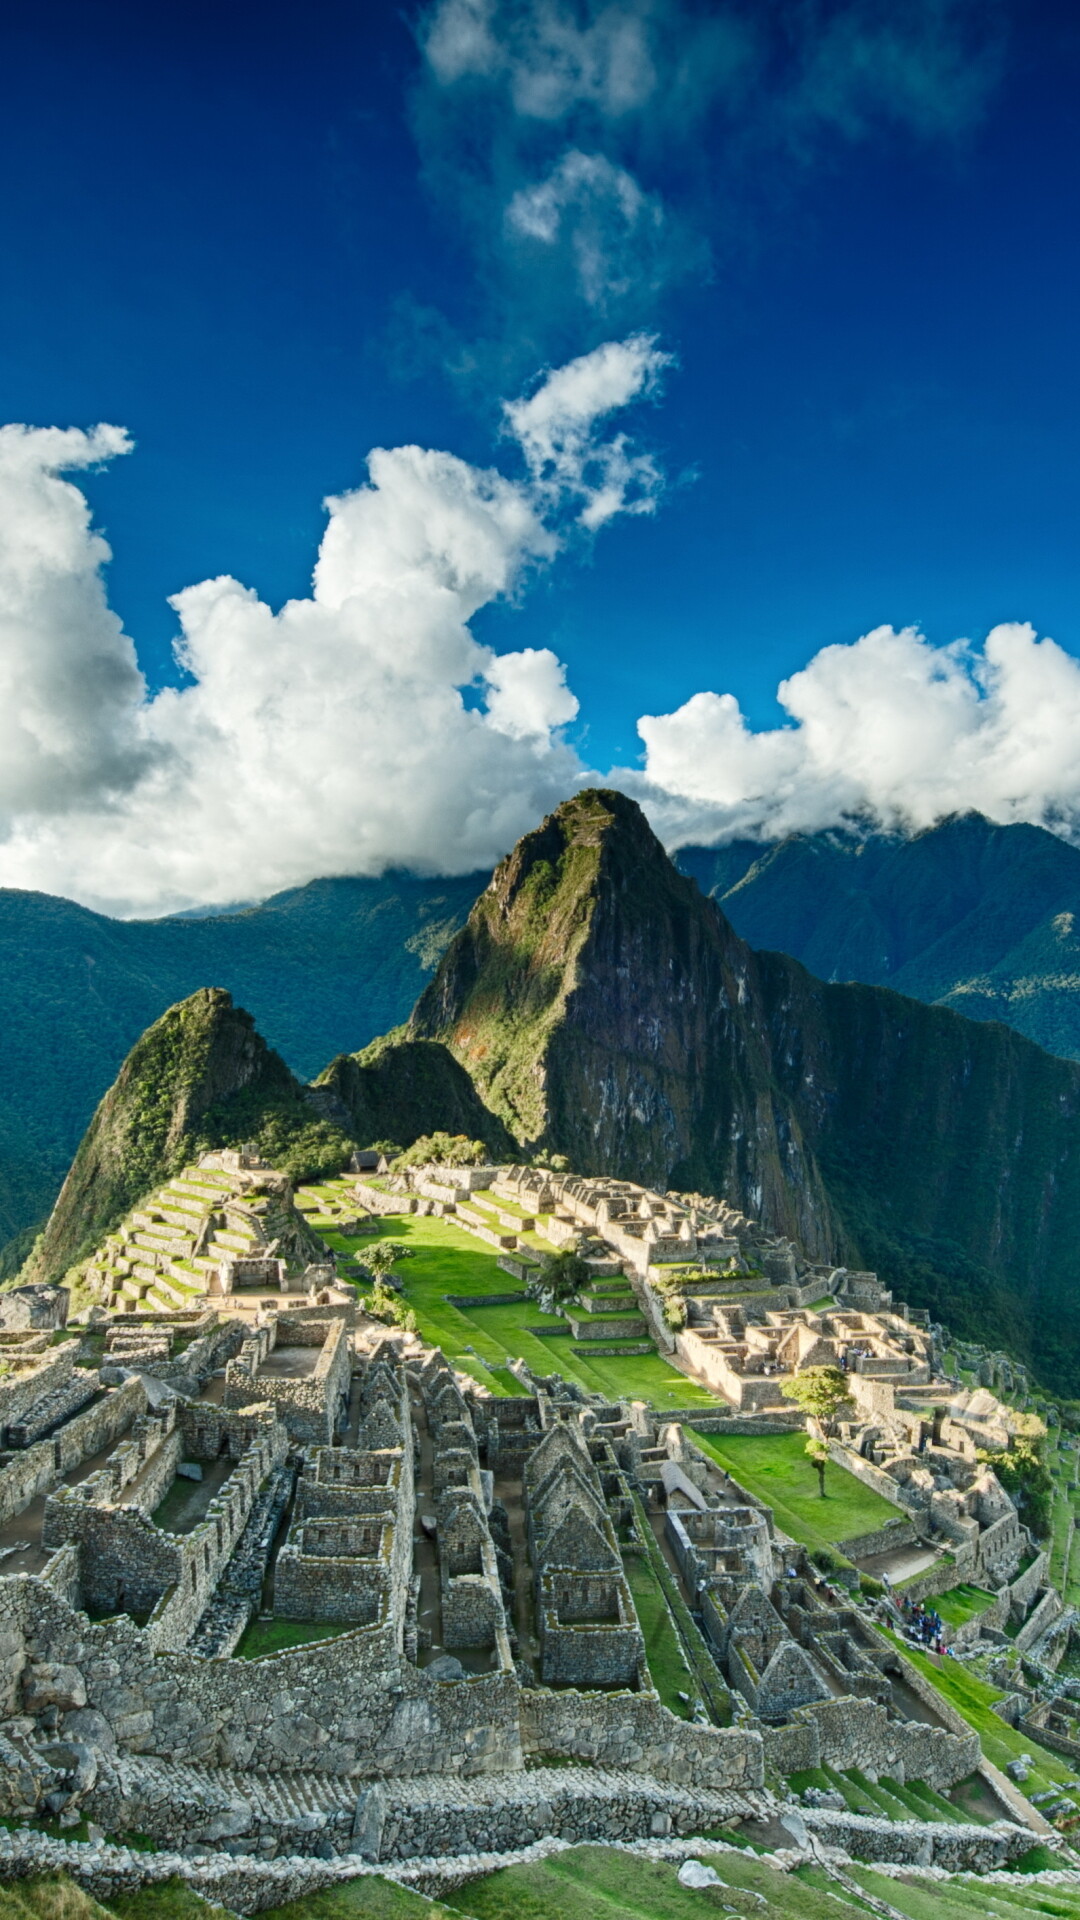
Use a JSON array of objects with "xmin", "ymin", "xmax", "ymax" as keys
[
  {"xmin": 100, "ymin": 1751, "xmax": 770, "ymax": 1856},
  {"xmin": 111, "ymin": 1751, "xmax": 357, "ymax": 1831}
]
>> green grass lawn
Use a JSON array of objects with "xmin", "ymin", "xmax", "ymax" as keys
[
  {"xmin": 932, "ymin": 1583, "xmax": 998, "ymax": 1628},
  {"xmin": 234, "ymin": 1618, "xmax": 358, "ymax": 1659},
  {"xmin": 458, "ymin": 1844, "xmax": 856, "ymax": 1920},
  {"xmin": 691, "ymin": 1430, "xmax": 902, "ymax": 1554},
  {"xmin": 622, "ymin": 1554, "xmax": 693, "ymax": 1713},
  {"xmin": 328, "ymin": 1214, "xmax": 718, "ymax": 1408}
]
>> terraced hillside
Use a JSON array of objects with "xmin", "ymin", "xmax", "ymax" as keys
[{"xmin": 85, "ymin": 1163, "xmax": 319, "ymax": 1313}]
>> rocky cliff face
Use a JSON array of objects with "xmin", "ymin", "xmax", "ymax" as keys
[
  {"xmin": 24, "ymin": 988, "xmax": 354, "ymax": 1286},
  {"xmin": 412, "ymin": 790, "xmax": 1080, "ymax": 1390},
  {"xmin": 411, "ymin": 791, "xmax": 840, "ymax": 1253}
]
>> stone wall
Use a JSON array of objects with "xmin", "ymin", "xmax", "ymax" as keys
[
  {"xmin": 791, "ymin": 1805, "xmax": 1035, "ymax": 1870},
  {"xmin": 3, "ymin": 1569, "xmax": 525, "ymax": 1778},
  {"xmin": 519, "ymin": 1684, "xmax": 763, "ymax": 1788},
  {"xmin": 839, "ymin": 1518, "xmax": 919, "ymax": 1561},
  {"xmin": 1015, "ymin": 1584, "xmax": 1062, "ymax": 1653},
  {"xmin": 761, "ymin": 1693, "xmax": 979, "ymax": 1790},
  {"xmin": 1010, "ymin": 1550, "xmax": 1049, "ymax": 1614},
  {"xmin": 228, "ymin": 1319, "xmax": 352, "ymax": 1446},
  {"xmin": 0, "ymin": 1346, "xmax": 80, "ymax": 1441},
  {"xmin": 825, "ymin": 1440, "xmax": 915, "ymax": 1513},
  {"xmin": 40, "ymin": 1418, "xmax": 288, "ymax": 1651},
  {"xmin": 275, "ymin": 1439, "xmax": 413, "ymax": 1634}
]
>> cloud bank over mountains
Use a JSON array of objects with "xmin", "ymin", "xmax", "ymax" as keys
[
  {"xmin": 0, "ymin": 342, "xmax": 659, "ymax": 915},
  {"xmin": 3, "ymin": 333, "xmax": 1080, "ymax": 916},
  {"xmin": 629, "ymin": 622, "xmax": 1080, "ymax": 847}
]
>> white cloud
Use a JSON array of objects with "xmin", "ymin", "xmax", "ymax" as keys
[
  {"xmin": 483, "ymin": 645, "xmax": 580, "ymax": 740},
  {"xmin": 423, "ymin": 0, "xmax": 658, "ymax": 122},
  {"xmin": 629, "ymin": 622, "xmax": 1080, "ymax": 846},
  {"xmin": 0, "ymin": 343, "xmax": 661, "ymax": 915},
  {"xmin": 0, "ymin": 424, "xmax": 152, "ymax": 822},
  {"xmin": 506, "ymin": 149, "xmax": 666, "ymax": 310},
  {"xmin": 504, "ymin": 332, "xmax": 671, "ymax": 527}
]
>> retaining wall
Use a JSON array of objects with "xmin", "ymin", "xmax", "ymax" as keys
[{"xmin": 519, "ymin": 1684, "xmax": 763, "ymax": 1787}]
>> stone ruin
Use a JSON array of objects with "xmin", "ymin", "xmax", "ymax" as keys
[
  {"xmin": 81, "ymin": 1156, "xmax": 327, "ymax": 1315},
  {"xmin": 0, "ymin": 1153, "xmax": 1065, "ymax": 1882}
]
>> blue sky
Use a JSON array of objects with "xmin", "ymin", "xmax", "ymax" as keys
[{"xmin": 2, "ymin": 0, "xmax": 1080, "ymax": 911}]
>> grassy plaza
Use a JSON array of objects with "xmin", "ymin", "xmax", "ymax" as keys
[
  {"xmin": 691, "ymin": 1429, "xmax": 904, "ymax": 1555},
  {"xmin": 321, "ymin": 1209, "xmax": 717, "ymax": 1409}
]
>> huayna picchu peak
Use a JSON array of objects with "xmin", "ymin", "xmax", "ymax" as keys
[{"xmin": 412, "ymin": 789, "xmax": 1080, "ymax": 1392}]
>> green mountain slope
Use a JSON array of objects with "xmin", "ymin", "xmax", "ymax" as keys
[
  {"xmin": 316, "ymin": 1030, "xmax": 517, "ymax": 1159},
  {"xmin": 0, "ymin": 872, "xmax": 483, "ymax": 1249},
  {"xmin": 24, "ymin": 989, "xmax": 506, "ymax": 1287},
  {"xmin": 8, "ymin": 809, "xmax": 1080, "ymax": 1269},
  {"xmin": 23, "ymin": 988, "xmax": 356, "ymax": 1285},
  {"xmin": 679, "ymin": 812, "xmax": 1080, "ymax": 1057},
  {"xmin": 413, "ymin": 790, "xmax": 1080, "ymax": 1392}
]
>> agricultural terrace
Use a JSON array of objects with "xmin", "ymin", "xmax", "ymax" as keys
[
  {"xmin": 882, "ymin": 1630, "xmax": 1080, "ymax": 1807},
  {"xmin": 319, "ymin": 1210, "xmax": 717, "ymax": 1409},
  {"xmin": 13, "ymin": 1845, "xmax": 1080, "ymax": 1920},
  {"xmin": 693, "ymin": 1430, "xmax": 904, "ymax": 1557}
]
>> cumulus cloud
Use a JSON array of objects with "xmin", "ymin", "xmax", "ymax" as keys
[
  {"xmin": 628, "ymin": 622, "xmax": 1080, "ymax": 846},
  {"xmin": 0, "ymin": 343, "xmax": 664, "ymax": 915},
  {"xmin": 0, "ymin": 424, "xmax": 153, "ymax": 822}
]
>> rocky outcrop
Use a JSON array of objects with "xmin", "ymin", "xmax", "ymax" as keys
[{"xmin": 411, "ymin": 789, "xmax": 1080, "ymax": 1390}]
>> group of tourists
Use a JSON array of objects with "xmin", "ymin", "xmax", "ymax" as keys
[{"xmin": 899, "ymin": 1592, "xmax": 948, "ymax": 1653}]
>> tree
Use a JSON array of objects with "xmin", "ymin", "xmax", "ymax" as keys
[
  {"xmin": 539, "ymin": 1246, "xmax": 589, "ymax": 1302},
  {"xmin": 365, "ymin": 1277, "xmax": 416, "ymax": 1332},
  {"xmin": 781, "ymin": 1366, "xmax": 854, "ymax": 1498},
  {"xmin": 780, "ymin": 1366, "xmax": 854, "ymax": 1435},
  {"xmin": 392, "ymin": 1133, "xmax": 488, "ymax": 1169},
  {"xmin": 367, "ymin": 1240, "xmax": 414, "ymax": 1289}
]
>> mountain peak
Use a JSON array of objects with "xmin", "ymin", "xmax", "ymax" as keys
[{"xmin": 24, "ymin": 988, "xmax": 351, "ymax": 1286}]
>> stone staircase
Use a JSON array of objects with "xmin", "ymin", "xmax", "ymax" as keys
[
  {"xmin": 98, "ymin": 1751, "xmax": 358, "ymax": 1850},
  {"xmin": 89, "ymin": 1751, "xmax": 773, "ymax": 1858}
]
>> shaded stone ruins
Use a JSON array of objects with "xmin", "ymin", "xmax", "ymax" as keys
[{"xmin": 0, "ymin": 1151, "xmax": 1063, "ymax": 1888}]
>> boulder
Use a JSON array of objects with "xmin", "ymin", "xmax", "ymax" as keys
[
  {"xmin": 678, "ymin": 1860, "xmax": 721, "ymax": 1889},
  {"xmin": 23, "ymin": 1663, "xmax": 87, "ymax": 1710}
]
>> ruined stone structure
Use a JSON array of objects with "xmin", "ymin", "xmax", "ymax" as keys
[{"xmin": 0, "ymin": 1152, "xmax": 1067, "ymax": 1881}]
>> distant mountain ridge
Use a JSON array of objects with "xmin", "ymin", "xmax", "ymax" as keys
[
  {"xmin": 24, "ymin": 791, "xmax": 1080, "ymax": 1390},
  {"xmin": 0, "ymin": 872, "xmax": 483, "ymax": 1253},
  {"xmin": 6, "ymin": 808, "xmax": 1080, "ymax": 1265},
  {"xmin": 679, "ymin": 812, "xmax": 1080, "ymax": 1057}
]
